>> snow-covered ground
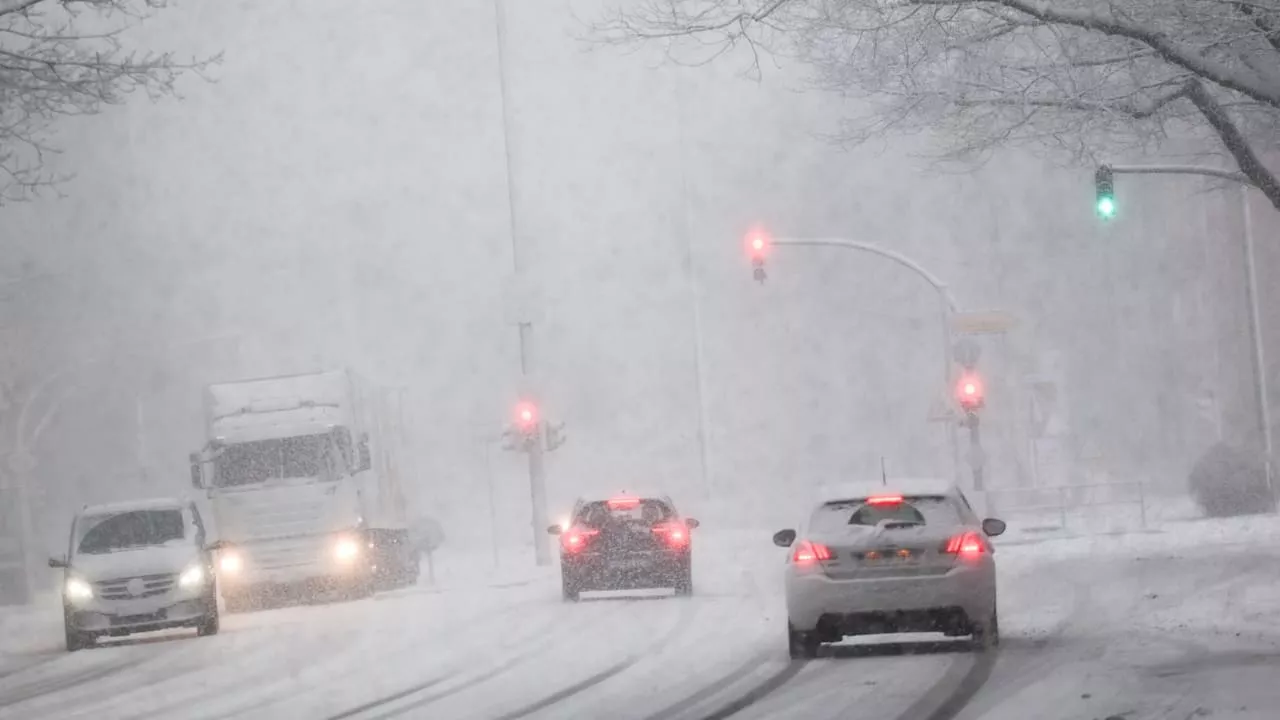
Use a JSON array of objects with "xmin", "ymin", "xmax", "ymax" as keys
[{"xmin": 2, "ymin": 499, "xmax": 1278, "ymax": 719}]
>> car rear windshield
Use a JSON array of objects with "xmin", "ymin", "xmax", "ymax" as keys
[
  {"xmin": 76, "ymin": 509, "xmax": 187, "ymax": 555},
  {"xmin": 808, "ymin": 496, "xmax": 962, "ymax": 533},
  {"xmin": 576, "ymin": 499, "xmax": 674, "ymax": 527}
]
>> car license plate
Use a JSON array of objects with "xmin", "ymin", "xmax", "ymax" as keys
[
  {"xmin": 618, "ymin": 558, "xmax": 649, "ymax": 570},
  {"xmin": 862, "ymin": 549, "xmax": 916, "ymax": 563}
]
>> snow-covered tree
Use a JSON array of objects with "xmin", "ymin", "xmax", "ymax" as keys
[
  {"xmin": 0, "ymin": 0, "xmax": 218, "ymax": 203},
  {"xmin": 597, "ymin": 0, "xmax": 1280, "ymax": 212}
]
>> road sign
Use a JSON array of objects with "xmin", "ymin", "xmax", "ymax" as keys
[
  {"xmin": 953, "ymin": 338, "xmax": 981, "ymax": 369},
  {"xmin": 953, "ymin": 310, "xmax": 1017, "ymax": 335}
]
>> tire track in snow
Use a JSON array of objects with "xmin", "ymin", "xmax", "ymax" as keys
[
  {"xmin": 693, "ymin": 658, "xmax": 809, "ymax": 720},
  {"xmin": 0, "ymin": 642, "xmax": 185, "ymax": 714},
  {"xmin": 637, "ymin": 651, "xmax": 772, "ymax": 720},
  {"xmin": 485, "ymin": 596, "xmax": 702, "ymax": 720},
  {"xmin": 324, "ymin": 612, "xmax": 562, "ymax": 720},
  {"xmin": 204, "ymin": 589, "xmax": 558, "ymax": 720}
]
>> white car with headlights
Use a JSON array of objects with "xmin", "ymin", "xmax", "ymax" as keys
[
  {"xmin": 49, "ymin": 498, "xmax": 220, "ymax": 651},
  {"xmin": 774, "ymin": 480, "xmax": 1007, "ymax": 659}
]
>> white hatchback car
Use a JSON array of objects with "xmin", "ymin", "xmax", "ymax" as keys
[
  {"xmin": 774, "ymin": 480, "xmax": 1006, "ymax": 658},
  {"xmin": 49, "ymin": 498, "xmax": 221, "ymax": 651}
]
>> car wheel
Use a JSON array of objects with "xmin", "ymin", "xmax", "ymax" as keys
[
  {"xmin": 197, "ymin": 606, "xmax": 220, "ymax": 637},
  {"xmin": 561, "ymin": 572, "xmax": 581, "ymax": 602},
  {"xmin": 787, "ymin": 622, "xmax": 820, "ymax": 660},
  {"xmin": 674, "ymin": 564, "xmax": 693, "ymax": 597},
  {"xmin": 64, "ymin": 622, "xmax": 93, "ymax": 652},
  {"xmin": 970, "ymin": 608, "xmax": 999, "ymax": 651}
]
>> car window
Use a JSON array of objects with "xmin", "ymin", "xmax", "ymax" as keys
[
  {"xmin": 576, "ymin": 499, "xmax": 673, "ymax": 527},
  {"xmin": 808, "ymin": 496, "xmax": 963, "ymax": 533},
  {"xmin": 75, "ymin": 509, "xmax": 188, "ymax": 555}
]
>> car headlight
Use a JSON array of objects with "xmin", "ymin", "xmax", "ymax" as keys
[
  {"xmin": 179, "ymin": 565, "xmax": 205, "ymax": 589},
  {"xmin": 334, "ymin": 537, "xmax": 360, "ymax": 562},
  {"xmin": 65, "ymin": 577, "xmax": 93, "ymax": 603},
  {"xmin": 219, "ymin": 552, "xmax": 243, "ymax": 574}
]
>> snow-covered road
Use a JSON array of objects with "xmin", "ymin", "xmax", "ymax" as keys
[{"xmin": 2, "ymin": 514, "xmax": 1279, "ymax": 720}]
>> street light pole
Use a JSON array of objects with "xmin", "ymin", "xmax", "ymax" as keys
[{"xmin": 771, "ymin": 237, "xmax": 967, "ymax": 486}]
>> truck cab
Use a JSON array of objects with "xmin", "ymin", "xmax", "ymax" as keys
[{"xmin": 190, "ymin": 370, "xmax": 417, "ymax": 612}]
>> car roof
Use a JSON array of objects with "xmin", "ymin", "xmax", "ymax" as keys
[
  {"xmin": 79, "ymin": 497, "xmax": 188, "ymax": 517},
  {"xmin": 814, "ymin": 478, "xmax": 959, "ymax": 504}
]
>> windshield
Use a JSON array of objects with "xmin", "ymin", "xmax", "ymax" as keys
[
  {"xmin": 75, "ymin": 510, "xmax": 187, "ymax": 555},
  {"xmin": 575, "ymin": 500, "xmax": 674, "ymax": 528},
  {"xmin": 213, "ymin": 433, "xmax": 347, "ymax": 487},
  {"xmin": 809, "ymin": 496, "xmax": 963, "ymax": 533}
]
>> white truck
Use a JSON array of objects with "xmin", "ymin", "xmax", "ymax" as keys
[{"xmin": 189, "ymin": 369, "xmax": 419, "ymax": 612}]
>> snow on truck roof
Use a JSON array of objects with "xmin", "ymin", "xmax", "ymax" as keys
[
  {"xmin": 814, "ymin": 478, "xmax": 958, "ymax": 504},
  {"xmin": 79, "ymin": 497, "xmax": 188, "ymax": 517}
]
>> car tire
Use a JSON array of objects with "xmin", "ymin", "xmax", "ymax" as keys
[
  {"xmin": 787, "ymin": 622, "xmax": 820, "ymax": 660},
  {"xmin": 970, "ymin": 607, "xmax": 999, "ymax": 651},
  {"xmin": 197, "ymin": 607, "xmax": 220, "ymax": 637},
  {"xmin": 674, "ymin": 564, "xmax": 693, "ymax": 597},
  {"xmin": 561, "ymin": 573, "xmax": 581, "ymax": 602},
  {"xmin": 64, "ymin": 622, "xmax": 93, "ymax": 652}
]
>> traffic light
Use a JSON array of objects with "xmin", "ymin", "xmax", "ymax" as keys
[
  {"xmin": 956, "ymin": 372, "xmax": 984, "ymax": 411},
  {"xmin": 745, "ymin": 226, "xmax": 769, "ymax": 283},
  {"xmin": 1095, "ymin": 165, "xmax": 1115, "ymax": 219},
  {"xmin": 514, "ymin": 400, "xmax": 538, "ymax": 435}
]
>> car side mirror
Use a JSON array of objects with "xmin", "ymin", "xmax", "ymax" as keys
[
  {"xmin": 546, "ymin": 525, "xmax": 563, "ymax": 536},
  {"xmin": 772, "ymin": 529, "xmax": 797, "ymax": 547},
  {"xmin": 982, "ymin": 518, "xmax": 1007, "ymax": 537},
  {"xmin": 48, "ymin": 556, "xmax": 67, "ymax": 569},
  {"xmin": 205, "ymin": 540, "xmax": 227, "ymax": 552},
  {"xmin": 685, "ymin": 518, "xmax": 700, "ymax": 529}
]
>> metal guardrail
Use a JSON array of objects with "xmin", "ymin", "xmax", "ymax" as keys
[{"xmin": 984, "ymin": 481, "xmax": 1148, "ymax": 533}]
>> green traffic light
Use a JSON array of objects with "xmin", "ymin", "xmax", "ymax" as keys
[{"xmin": 1096, "ymin": 196, "xmax": 1115, "ymax": 218}]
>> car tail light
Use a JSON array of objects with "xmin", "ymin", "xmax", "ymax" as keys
[
  {"xmin": 865, "ymin": 494, "xmax": 904, "ymax": 505},
  {"xmin": 941, "ymin": 531, "xmax": 986, "ymax": 558},
  {"xmin": 607, "ymin": 496, "xmax": 641, "ymax": 509},
  {"xmin": 792, "ymin": 540, "xmax": 832, "ymax": 565},
  {"xmin": 561, "ymin": 526, "xmax": 599, "ymax": 552},
  {"xmin": 652, "ymin": 522, "xmax": 689, "ymax": 548}
]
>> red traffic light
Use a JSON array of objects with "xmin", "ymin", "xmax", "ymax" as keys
[
  {"xmin": 745, "ymin": 227, "xmax": 770, "ymax": 262},
  {"xmin": 956, "ymin": 373, "xmax": 984, "ymax": 410},
  {"xmin": 514, "ymin": 400, "xmax": 538, "ymax": 430}
]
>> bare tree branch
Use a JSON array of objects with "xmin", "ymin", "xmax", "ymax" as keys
[
  {"xmin": 0, "ymin": 0, "xmax": 220, "ymax": 204},
  {"xmin": 596, "ymin": 0, "xmax": 1280, "ymax": 213}
]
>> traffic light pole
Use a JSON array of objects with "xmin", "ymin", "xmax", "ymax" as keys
[
  {"xmin": 1103, "ymin": 165, "xmax": 1272, "ymax": 497},
  {"xmin": 526, "ymin": 425, "xmax": 550, "ymax": 566},
  {"xmin": 966, "ymin": 412, "xmax": 984, "ymax": 491}
]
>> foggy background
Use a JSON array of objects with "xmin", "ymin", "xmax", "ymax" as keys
[{"xmin": 2, "ymin": 0, "xmax": 1276, "ymax": 563}]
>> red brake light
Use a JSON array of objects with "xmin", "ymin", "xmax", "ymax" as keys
[
  {"xmin": 942, "ymin": 531, "xmax": 985, "ymax": 557},
  {"xmin": 865, "ymin": 494, "xmax": 904, "ymax": 505},
  {"xmin": 561, "ymin": 526, "xmax": 599, "ymax": 552},
  {"xmin": 607, "ymin": 496, "xmax": 641, "ymax": 509},
  {"xmin": 652, "ymin": 522, "xmax": 689, "ymax": 548},
  {"xmin": 792, "ymin": 540, "xmax": 832, "ymax": 565}
]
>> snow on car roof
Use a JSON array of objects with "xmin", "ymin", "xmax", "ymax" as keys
[
  {"xmin": 814, "ymin": 478, "xmax": 958, "ymax": 504},
  {"xmin": 79, "ymin": 497, "xmax": 187, "ymax": 517}
]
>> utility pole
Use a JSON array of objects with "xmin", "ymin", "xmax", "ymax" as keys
[{"xmin": 493, "ymin": 0, "xmax": 554, "ymax": 563}]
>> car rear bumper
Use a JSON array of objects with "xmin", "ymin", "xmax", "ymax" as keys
[
  {"xmin": 562, "ymin": 552, "xmax": 689, "ymax": 591},
  {"xmin": 785, "ymin": 561, "xmax": 995, "ymax": 632}
]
